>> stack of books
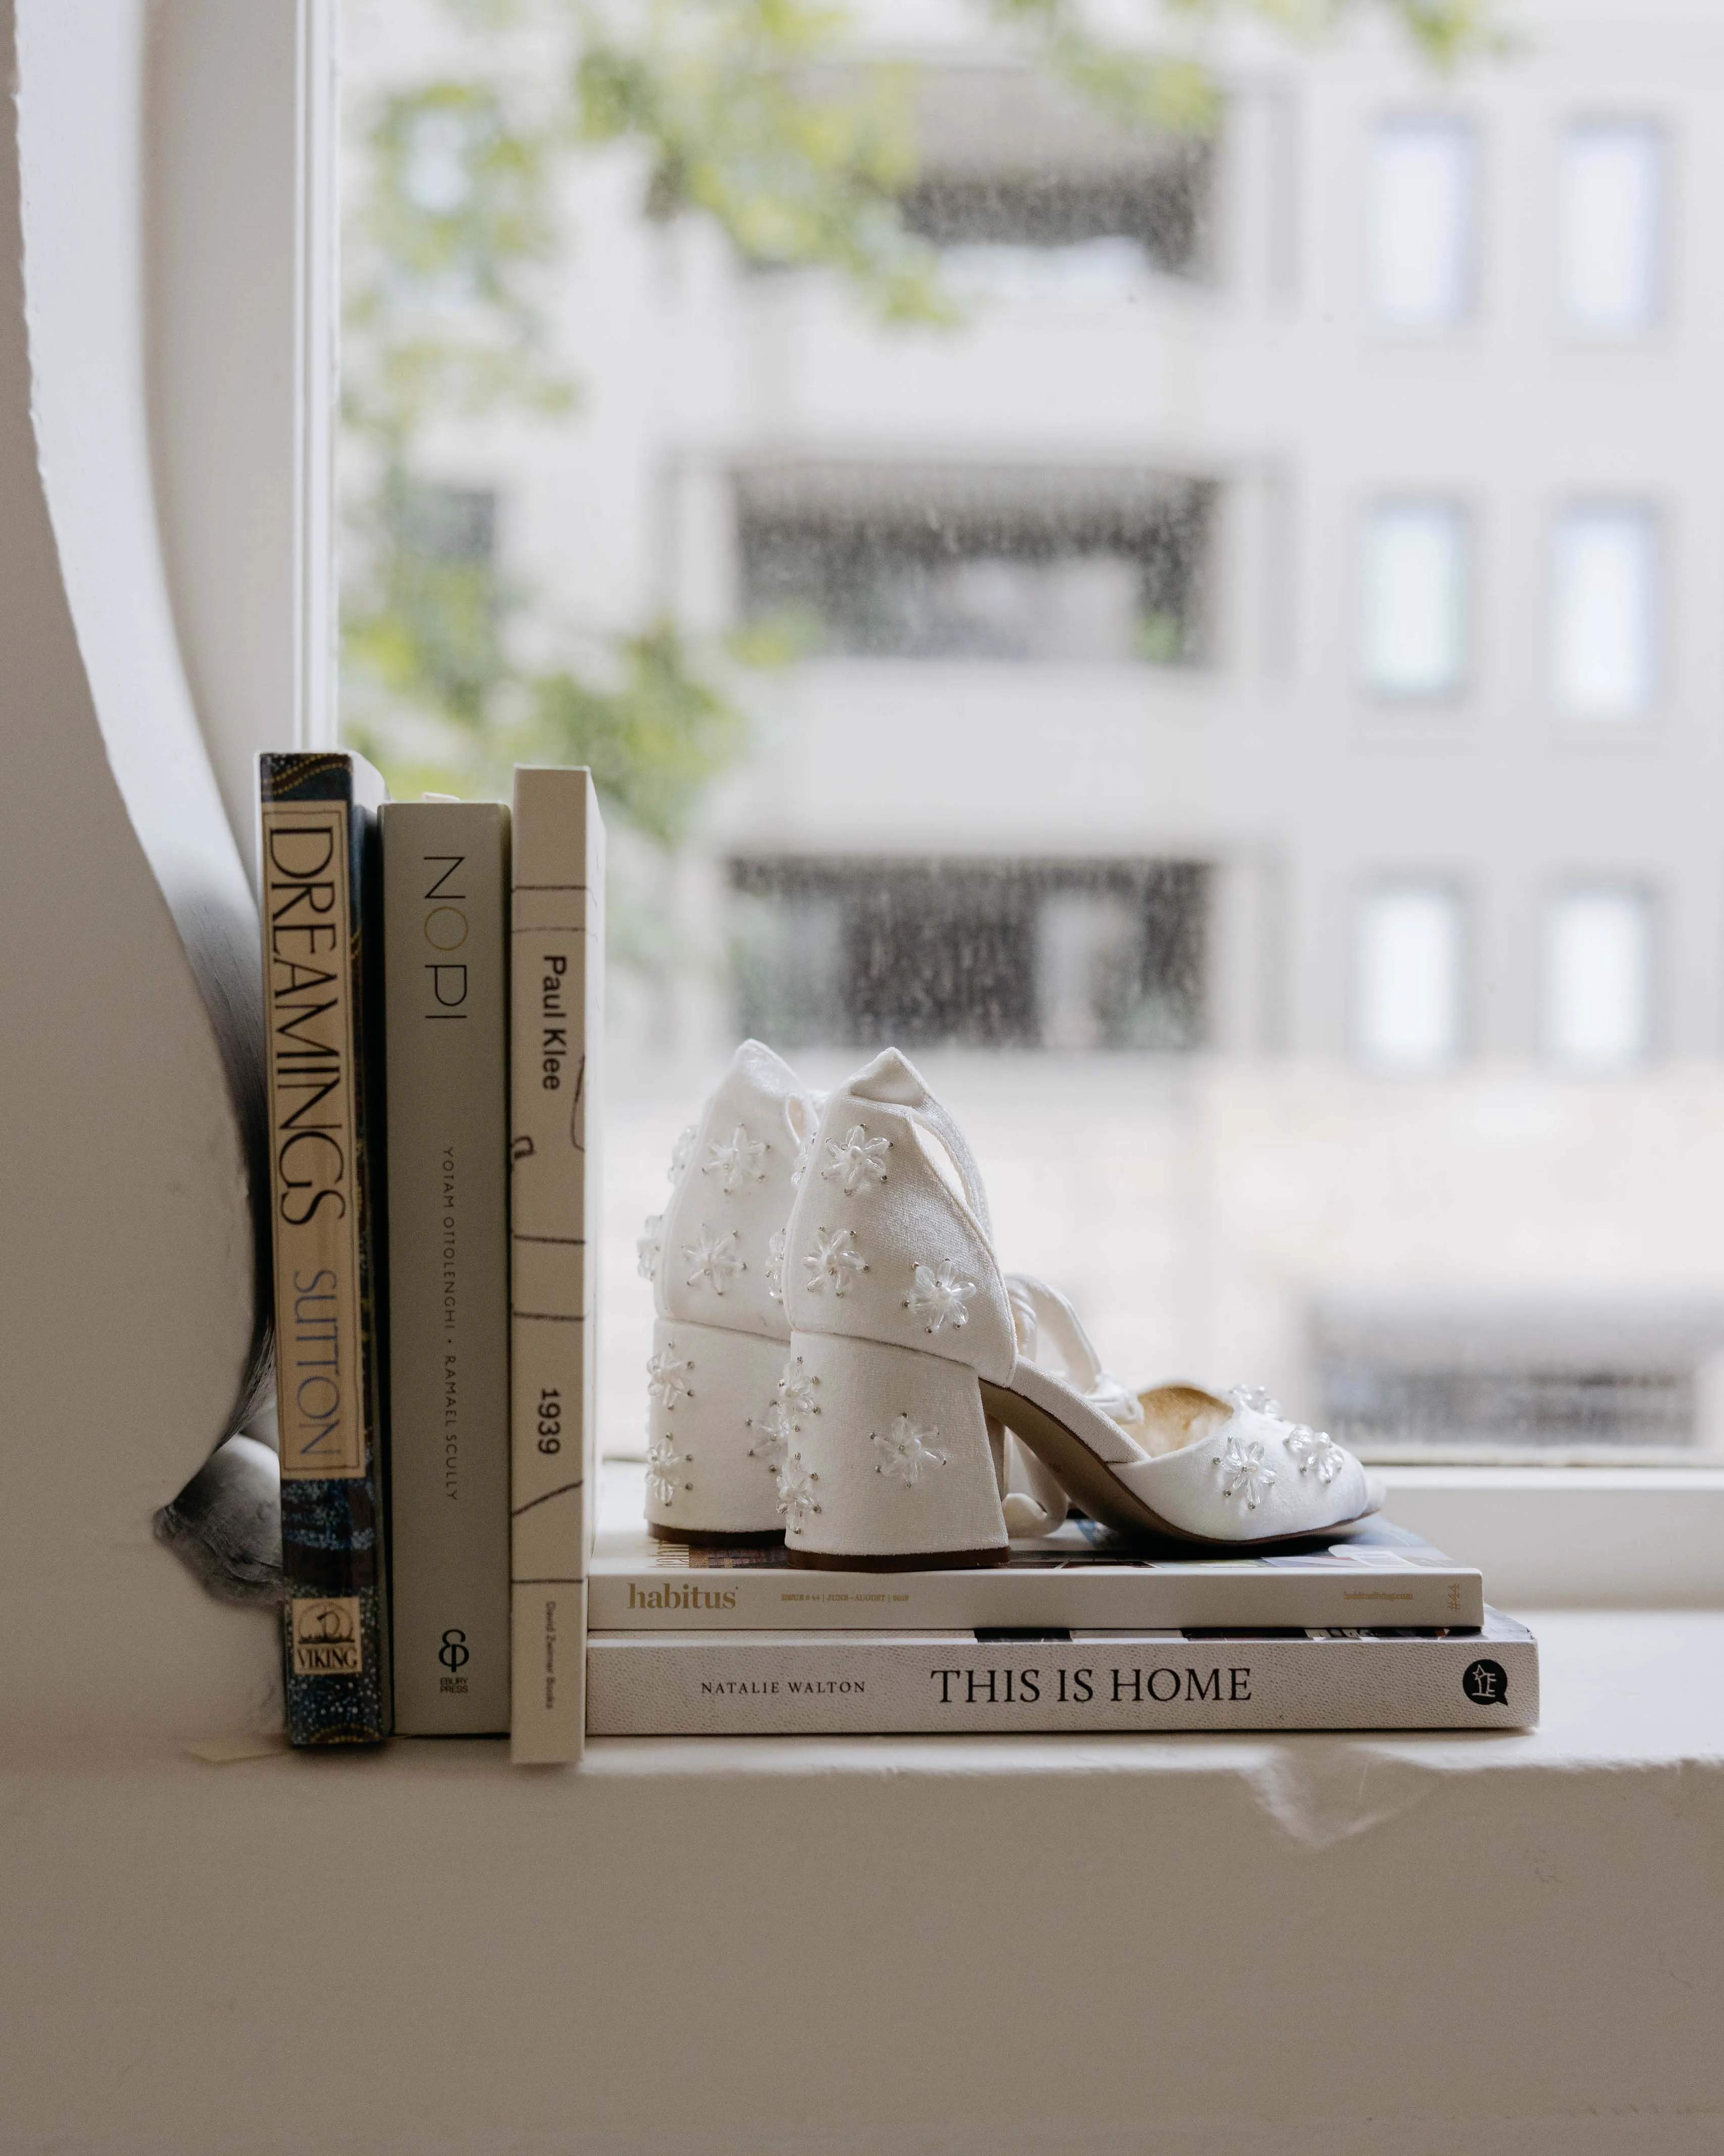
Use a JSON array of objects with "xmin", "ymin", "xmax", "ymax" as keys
[
  {"xmin": 257, "ymin": 751, "xmax": 603, "ymax": 1759},
  {"xmin": 254, "ymin": 746, "xmax": 1537, "ymax": 1752},
  {"xmin": 587, "ymin": 1462, "xmax": 1539, "ymax": 1733}
]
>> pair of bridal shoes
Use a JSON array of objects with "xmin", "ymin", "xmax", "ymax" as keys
[{"xmin": 638, "ymin": 1042, "xmax": 1381, "ymax": 1569}]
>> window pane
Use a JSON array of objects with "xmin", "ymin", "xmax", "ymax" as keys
[
  {"xmin": 1551, "ymin": 504, "xmax": 1659, "ymax": 719},
  {"xmin": 1558, "ymin": 118, "xmax": 1665, "ymax": 334},
  {"xmin": 1355, "ymin": 881, "xmax": 1466, "ymax": 1069},
  {"xmin": 1544, "ymin": 886, "xmax": 1654, "ymax": 1069},
  {"xmin": 1367, "ymin": 116, "xmax": 1476, "ymax": 330},
  {"xmin": 1361, "ymin": 501, "xmax": 1468, "ymax": 698}
]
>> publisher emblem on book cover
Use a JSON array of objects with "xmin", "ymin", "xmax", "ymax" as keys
[
  {"xmin": 291, "ymin": 1597, "xmax": 363, "ymax": 1678},
  {"xmin": 1461, "ymin": 1657, "xmax": 1509, "ymax": 1707}
]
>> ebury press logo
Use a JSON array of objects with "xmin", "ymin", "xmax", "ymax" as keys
[{"xmin": 291, "ymin": 1597, "xmax": 363, "ymax": 1678}]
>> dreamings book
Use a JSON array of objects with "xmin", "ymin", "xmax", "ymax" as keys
[{"xmin": 258, "ymin": 751, "xmax": 392, "ymax": 1746}]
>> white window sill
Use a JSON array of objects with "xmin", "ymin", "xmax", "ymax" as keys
[{"xmin": 1375, "ymin": 1465, "xmax": 1724, "ymax": 1607}]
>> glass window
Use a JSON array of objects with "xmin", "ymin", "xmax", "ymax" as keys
[
  {"xmin": 1544, "ymin": 885, "xmax": 1655, "ymax": 1069},
  {"xmin": 1558, "ymin": 118, "xmax": 1666, "ymax": 335},
  {"xmin": 1366, "ymin": 115, "xmax": 1477, "ymax": 330},
  {"xmin": 1550, "ymin": 503, "xmax": 1660, "ymax": 720},
  {"xmin": 1360, "ymin": 500, "xmax": 1469, "ymax": 699},
  {"xmin": 341, "ymin": 3, "xmax": 1724, "ymax": 1467},
  {"xmin": 1354, "ymin": 880, "xmax": 1467, "ymax": 1070}
]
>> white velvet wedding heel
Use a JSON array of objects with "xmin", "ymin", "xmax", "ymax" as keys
[
  {"xmin": 637, "ymin": 1040, "xmax": 818, "ymax": 1543},
  {"xmin": 778, "ymin": 1049, "xmax": 1381, "ymax": 1568}
]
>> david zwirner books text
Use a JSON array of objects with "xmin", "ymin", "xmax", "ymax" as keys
[
  {"xmin": 509, "ymin": 768, "xmax": 605, "ymax": 1763},
  {"xmin": 382, "ymin": 801, "xmax": 510, "ymax": 1735},
  {"xmin": 258, "ymin": 751, "xmax": 392, "ymax": 1746},
  {"xmin": 587, "ymin": 1612, "xmax": 1539, "ymax": 1736}
]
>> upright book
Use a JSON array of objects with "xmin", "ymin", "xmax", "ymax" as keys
[
  {"xmin": 258, "ymin": 751, "xmax": 392, "ymax": 1746},
  {"xmin": 509, "ymin": 768, "xmax": 605, "ymax": 1762},
  {"xmin": 382, "ymin": 800, "xmax": 511, "ymax": 1734},
  {"xmin": 587, "ymin": 1612, "xmax": 1539, "ymax": 1736}
]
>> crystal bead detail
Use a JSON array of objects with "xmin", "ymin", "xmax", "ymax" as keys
[
  {"xmin": 637, "ymin": 1212, "xmax": 664, "ymax": 1282},
  {"xmin": 1227, "ymin": 1384, "xmax": 1282, "ymax": 1419},
  {"xmin": 703, "ymin": 1122, "xmax": 767, "ymax": 1193},
  {"xmin": 646, "ymin": 1344, "xmax": 691, "ymax": 1409},
  {"xmin": 667, "ymin": 1124, "xmax": 697, "ymax": 1182},
  {"xmin": 804, "ymin": 1226, "xmax": 868, "ymax": 1296},
  {"xmin": 1215, "ymin": 1435, "xmax": 1276, "ymax": 1509},
  {"xmin": 645, "ymin": 1436, "xmax": 685, "ymax": 1508},
  {"xmin": 777, "ymin": 1454, "xmax": 821, "ymax": 1533},
  {"xmin": 763, "ymin": 1228, "xmax": 787, "ymax": 1304},
  {"xmin": 747, "ymin": 1398, "xmax": 794, "ymax": 1471},
  {"xmin": 1285, "ymin": 1426, "xmax": 1346, "ymax": 1484},
  {"xmin": 873, "ymin": 1415, "xmax": 946, "ymax": 1486},
  {"xmin": 682, "ymin": 1226, "xmax": 745, "ymax": 1296},
  {"xmin": 821, "ymin": 1124, "xmax": 890, "ymax": 1196},
  {"xmin": 903, "ymin": 1259, "xmax": 976, "ymax": 1335},
  {"xmin": 776, "ymin": 1359, "xmax": 820, "ymax": 1422}
]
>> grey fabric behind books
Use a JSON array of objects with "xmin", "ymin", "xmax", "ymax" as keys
[
  {"xmin": 258, "ymin": 751, "xmax": 392, "ymax": 1746},
  {"xmin": 383, "ymin": 801, "xmax": 511, "ymax": 1734},
  {"xmin": 588, "ymin": 1612, "xmax": 1539, "ymax": 1735},
  {"xmin": 509, "ymin": 768, "xmax": 605, "ymax": 1762}
]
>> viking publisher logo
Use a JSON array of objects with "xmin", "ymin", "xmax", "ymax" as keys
[{"xmin": 290, "ymin": 1597, "xmax": 363, "ymax": 1678}]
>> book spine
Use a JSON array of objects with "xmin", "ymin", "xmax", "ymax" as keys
[
  {"xmin": 586, "ymin": 1622, "xmax": 1539, "ymax": 1736},
  {"xmin": 509, "ymin": 768, "xmax": 605, "ymax": 1762},
  {"xmin": 382, "ymin": 802, "xmax": 511, "ymax": 1734},
  {"xmin": 589, "ymin": 1562, "xmax": 1485, "ymax": 1633},
  {"xmin": 258, "ymin": 751, "xmax": 392, "ymax": 1745}
]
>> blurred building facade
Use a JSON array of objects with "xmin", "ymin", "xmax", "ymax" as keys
[{"xmin": 345, "ymin": 0, "xmax": 1724, "ymax": 1457}]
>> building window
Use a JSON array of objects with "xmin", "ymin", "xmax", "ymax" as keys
[
  {"xmin": 730, "ymin": 858, "xmax": 1208, "ymax": 1051},
  {"xmin": 1557, "ymin": 117, "xmax": 1666, "ymax": 336},
  {"xmin": 1360, "ymin": 499, "xmax": 1469, "ymax": 700},
  {"xmin": 1366, "ymin": 115, "xmax": 1477, "ymax": 331},
  {"xmin": 736, "ymin": 466, "xmax": 1215, "ymax": 665},
  {"xmin": 1544, "ymin": 884, "xmax": 1655, "ymax": 1070},
  {"xmin": 1354, "ymin": 879, "xmax": 1467, "ymax": 1070},
  {"xmin": 1550, "ymin": 503, "xmax": 1660, "ymax": 721}
]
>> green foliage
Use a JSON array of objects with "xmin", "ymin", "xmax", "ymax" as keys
[{"xmin": 574, "ymin": 1, "xmax": 952, "ymax": 323}]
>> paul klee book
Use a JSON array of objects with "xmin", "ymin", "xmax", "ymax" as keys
[
  {"xmin": 509, "ymin": 767, "xmax": 605, "ymax": 1762},
  {"xmin": 258, "ymin": 751, "xmax": 392, "ymax": 1746}
]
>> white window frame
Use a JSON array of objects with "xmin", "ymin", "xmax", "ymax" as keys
[
  {"xmin": 142, "ymin": 5, "xmax": 1717, "ymax": 1609},
  {"xmin": 1556, "ymin": 114, "xmax": 1669, "ymax": 339}
]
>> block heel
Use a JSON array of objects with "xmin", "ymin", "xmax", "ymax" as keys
[
  {"xmin": 643, "ymin": 1317, "xmax": 789, "ymax": 1543},
  {"xmin": 779, "ymin": 1330, "xmax": 1009, "ymax": 1568}
]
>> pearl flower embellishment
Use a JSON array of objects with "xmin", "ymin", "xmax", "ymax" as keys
[
  {"xmin": 777, "ymin": 1454, "xmax": 821, "ymax": 1533},
  {"xmin": 1285, "ymin": 1426, "xmax": 1346, "ymax": 1484},
  {"xmin": 646, "ymin": 1344, "xmax": 691, "ymax": 1409},
  {"xmin": 645, "ymin": 1435, "xmax": 686, "ymax": 1508},
  {"xmin": 683, "ymin": 1226, "xmax": 745, "ymax": 1296},
  {"xmin": 804, "ymin": 1226, "xmax": 868, "ymax": 1296},
  {"xmin": 821, "ymin": 1124, "xmax": 890, "ymax": 1195},
  {"xmin": 746, "ymin": 1398, "xmax": 794, "ymax": 1471},
  {"xmin": 903, "ymin": 1259, "xmax": 976, "ymax": 1335},
  {"xmin": 636, "ymin": 1213, "xmax": 663, "ymax": 1282},
  {"xmin": 1215, "ymin": 1434, "xmax": 1276, "ymax": 1509},
  {"xmin": 703, "ymin": 1123, "xmax": 767, "ymax": 1193},
  {"xmin": 777, "ymin": 1360, "xmax": 821, "ymax": 1421},
  {"xmin": 873, "ymin": 1415, "xmax": 947, "ymax": 1486},
  {"xmin": 763, "ymin": 1228, "xmax": 787, "ymax": 1304}
]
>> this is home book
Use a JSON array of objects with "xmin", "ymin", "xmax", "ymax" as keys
[
  {"xmin": 592, "ymin": 1466, "xmax": 1486, "ymax": 1633},
  {"xmin": 382, "ymin": 801, "xmax": 511, "ymax": 1735},
  {"xmin": 587, "ymin": 1611, "xmax": 1540, "ymax": 1736},
  {"xmin": 509, "ymin": 768, "xmax": 605, "ymax": 1763},
  {"xmin": 258, "ymin": 751, "xmax": 393, "ymax": 1746}
]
